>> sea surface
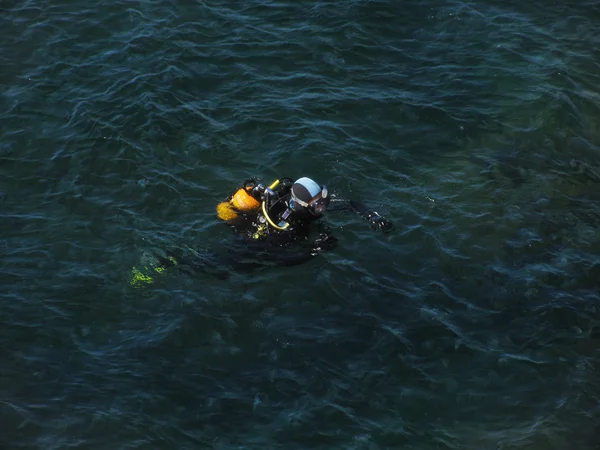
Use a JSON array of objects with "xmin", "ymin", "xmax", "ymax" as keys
[{"xmin": 2, "ymin": 0, "xmax": 600, "ymax": 449}]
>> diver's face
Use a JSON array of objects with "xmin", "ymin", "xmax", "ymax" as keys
[
  {"xmin": 290, "ymin": 200, "xmax": 318, "ymax": 219},
  {"xmin": 307, "ymin": 186, "xmax": 329, "ymax": 216},
  {"xmin": 308, "ymin": 194, "xmax": 328, "ymax": 216},
  {"xmin": 289, "ymin": 185, "xmax": 330, "ymax": 219}
]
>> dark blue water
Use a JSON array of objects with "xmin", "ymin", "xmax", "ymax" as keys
[{"xmin": 2, "ymin": 0, "xmax": 600, "ymax": 448}]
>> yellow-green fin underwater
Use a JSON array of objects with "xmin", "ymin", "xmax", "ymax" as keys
[{"xmin": 129, "ymin": 256, "xmax": 177, "ymax": 288}]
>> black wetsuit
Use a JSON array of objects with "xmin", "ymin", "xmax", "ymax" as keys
[{"xmin": 162, "ymin": 178, "xmax": 393, "ymax": 279}]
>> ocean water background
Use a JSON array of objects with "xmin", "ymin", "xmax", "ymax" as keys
[{"xmin": 2, "ymin": 0, "xmax": 600, "ymax": 448}]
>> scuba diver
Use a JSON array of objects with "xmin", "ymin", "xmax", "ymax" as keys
[{"xmin": 129, "ymin": 176, "xmax": 393, "ymax": 286}]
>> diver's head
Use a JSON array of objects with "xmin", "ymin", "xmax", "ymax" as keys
[{"xmin": 290, "ymin": 177, "xmax": 330, "ymax": 218}]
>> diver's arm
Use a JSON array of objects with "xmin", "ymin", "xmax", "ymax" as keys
[{"xmin": 327, "ymin": 198, "xmax": 394, "ymax": 233}]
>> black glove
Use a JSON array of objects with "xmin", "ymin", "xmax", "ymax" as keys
[
  {"xmin": 366, "ymin": 211, "xmax": 394, "ymax": 233},
  {"xmin": 310, "ymin": 231, "xmax": 338, "ymax": 256}
]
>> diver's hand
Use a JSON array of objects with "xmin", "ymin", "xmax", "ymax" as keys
[
  {"xmin": 310, "ymin": 232, "xmax": 338, "ymax": 256},
  {"xmin": 366, "ymin": 211, "xmax": 394, "ymax": 233}
]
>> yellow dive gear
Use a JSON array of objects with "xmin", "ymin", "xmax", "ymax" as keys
[
  {"xmin": 216, "ymin": 182, "xmax": 261, "ymax": 221},
  {"xmin": 232, "ymin": 187, "xmax": 260, "ymax": 211},
  {"xmin": 261, "ymin": 179, "xmax": 290, "ymax": 231},
  {"xmin": 216, "ymin": 202, "xmax": 238, "ymax": 221},
  {"xmin": 216, "ymin": 178, "xmax": 291, "ymax": 231},
  {"xmin": 261, "ymin": 200, "xmax": 289, "ymax": 230}
]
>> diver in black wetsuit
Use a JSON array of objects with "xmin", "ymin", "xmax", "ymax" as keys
[
  {"xmin": 217, "ymin": 176, "xmax": 393, "ymax": 247},
  {"xmin": 129, "ymin": 176, "xmax": 393, "ymax": 285},
  {"xmin": 192, "ymin": 176, "xmax": 392, "ymax": 273}
]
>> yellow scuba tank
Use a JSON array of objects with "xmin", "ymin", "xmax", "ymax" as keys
[
  {"xmin": 232, "ymin": 187, "xmax": 260, "ymax": 211},
  {"xmin": 216, "ymin": 182, "xmax": 261, "ymax": 221}
]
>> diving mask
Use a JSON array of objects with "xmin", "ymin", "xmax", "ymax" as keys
[{"xmin": 291, "ymin": 185, "xmax": 330, "ymax": 216}]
